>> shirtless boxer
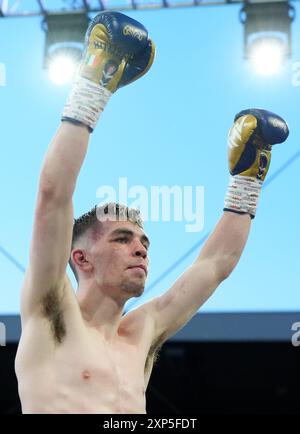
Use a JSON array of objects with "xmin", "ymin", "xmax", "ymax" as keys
[{"xmin": 15, "ymin": 12, "xmax": 289, "ymax": 414}]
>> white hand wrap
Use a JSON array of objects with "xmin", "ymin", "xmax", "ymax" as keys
[
  {"xmin": 62, "ymin": 77, "xmax": 112, "ymax": 131},
  {"xmin": 224, "ymin": 175, "xmax": 263, "ymax": 218}
]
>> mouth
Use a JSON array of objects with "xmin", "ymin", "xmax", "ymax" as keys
[{"xmin": 127, "ymin": 265, "xmax": 147, "ymax": 275}]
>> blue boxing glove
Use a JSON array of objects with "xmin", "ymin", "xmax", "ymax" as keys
[
  {"xmin": 224, "ymin": 109, "xmax": 289, "ymax": 218},
  {"xmin": 62, "ymin": 12, "xmax": 155, "ymax": 131}
]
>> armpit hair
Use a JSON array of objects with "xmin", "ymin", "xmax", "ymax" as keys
[
  {"xmin": 145, "ymin": 336, "xmax": 164, "ymax": 374},
  {"xmin": 42, "ymin": 288, "xmax": 66, "ymax": 344}
]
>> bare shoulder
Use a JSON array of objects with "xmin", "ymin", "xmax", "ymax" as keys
[
  {"xmin": 120, "ymin": 304, "xmax": 155, "ymax": 342},
  {"xmin": 19, "ymin": 274, "xmax": 82, "ymax": 352},
  {"xmin": 16, "ymin": 276, "xmax": 85, "ymax": 380}
]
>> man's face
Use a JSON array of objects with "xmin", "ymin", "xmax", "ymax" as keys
[{"xmin": 89, "ymin": 220, "xmax": 150, "ymax": 300}]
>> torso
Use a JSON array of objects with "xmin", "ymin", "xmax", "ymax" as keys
[{"xmin": 15, "ymin": 282, "xmax": 159, "ymax": 414}]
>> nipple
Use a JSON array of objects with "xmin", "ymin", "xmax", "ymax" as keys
[{"xmin": 82, "ymin": 370, "xmax": 91, "ymax": 380}]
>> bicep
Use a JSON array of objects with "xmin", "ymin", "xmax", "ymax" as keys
[
  {"xmin": 147, "ymin": 260, "xmax": 222, "ymax": 343},
  {"xmin": 21, "ymin": 193, "xmax": 74, "ymax": 320}
]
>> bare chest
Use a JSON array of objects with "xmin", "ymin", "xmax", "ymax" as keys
[
  {"xmin": 19, "ymin": 329, "xmax": 151, "ymax": 413},
  {"xmin": 62, "ymin": 336, "xmax": 148, "ymax": 397}
]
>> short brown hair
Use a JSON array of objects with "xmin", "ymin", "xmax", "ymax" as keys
[{"xmin": 69, "ymin": 203, "xmax": 143, "ymax": 282}]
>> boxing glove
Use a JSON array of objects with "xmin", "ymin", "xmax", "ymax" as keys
[
  {"xmin": 224, "ymin": 109, "xmax": 289, "ymax": 218},
  {"xmin": 62, "ymin": 12, "xmax": 155, "ymax": 131}
]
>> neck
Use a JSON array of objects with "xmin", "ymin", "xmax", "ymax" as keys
[{"xmin": 77, "ymin": 279, "xmax": 126, "ymax": 340}]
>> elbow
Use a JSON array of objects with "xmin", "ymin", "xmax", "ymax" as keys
[
  {"xmin": 38, "ymin": 165, "xmax": 59, "ymax": 196},
  {"xmin": 38, "ymin": 173, "xmax": 73, "ymax": 205},
  {"xmin": 38, "ymin": 177, "xmax": 57, "ymax": 199},
  {"xmin": 215, "ymin": 254, "xmax": 239, "ymax": 282},
  {"xmin": 38, "ymin": 179, "xmax": 62, "ymax": 206},
  {"xmin": 218, "ymin": 267, "xmax": 232, "ymax": 282}
]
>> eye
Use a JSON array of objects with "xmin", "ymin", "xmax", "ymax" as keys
[{"xmin": 115, "ymin": 237, "xmax": 128, "ymax": 243}]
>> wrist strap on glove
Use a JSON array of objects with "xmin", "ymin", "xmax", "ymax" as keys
[
  {"xmin": 224, "ymin": 175, "xmax": 263, "ymax": 219},
  {"xmin": 62, "ymin": 76, "xmax": 112, "ymax": 132}
]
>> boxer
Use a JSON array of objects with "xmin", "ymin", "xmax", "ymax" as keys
[{"xmin": 15, "ymin": 11, "xmax": 288, "ymax": 414}]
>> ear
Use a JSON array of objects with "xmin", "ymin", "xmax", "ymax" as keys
[{"xmin": 72, "ymin": 249, "xmax": 93, "ymax": 274}]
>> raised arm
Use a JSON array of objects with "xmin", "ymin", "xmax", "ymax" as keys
[
  {"xmin": 21, "ymin": 12, "xmax": 155, "ymax": 324},
  {"xmin": 145, "ymin": 109, "xmax": 289, "ymax": 344},
  {"xmin": 20, "ymin": 124, "xmax": 89, "ymax": 322}
]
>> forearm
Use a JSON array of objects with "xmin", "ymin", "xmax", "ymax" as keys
[
  {"xmin": 197, "ymin": 211, "xmax": 251, "ymax": 279},
  {"xmin": 196, "ymin": 110, "xmax": 288, "ymax": 279},
  {"xmin": 39, "ymin": 122, "xmax": 90, "ymax": 201},
  {"xmin": 37, "ymin": 13, "xmax": 154, "ymax": 204}
]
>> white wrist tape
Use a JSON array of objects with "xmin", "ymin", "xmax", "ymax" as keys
[
  {"xmin": 62, "ymin": 76, "xmax": 112, "ymax": 131},
  {"xmin": 224, "ymin": 175, "xmax": 263, "ymax": 218}
]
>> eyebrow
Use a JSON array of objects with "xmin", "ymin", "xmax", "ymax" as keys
[{"xmin": 110, "ymin": 228, "xmax": 150, "ymax": 248}]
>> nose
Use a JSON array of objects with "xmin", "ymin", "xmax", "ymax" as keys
[{"xmin": 133, "ymin": 240, "xmax": 148, "ymax": 259}]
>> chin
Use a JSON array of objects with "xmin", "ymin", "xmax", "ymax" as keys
[
  {"xmin": 121, "ymin": 279, "xmax": 145, "ymax": 297},
  {"xmin": 129, "ymin": 284, "xmax": 145, "ymax": 297}
]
